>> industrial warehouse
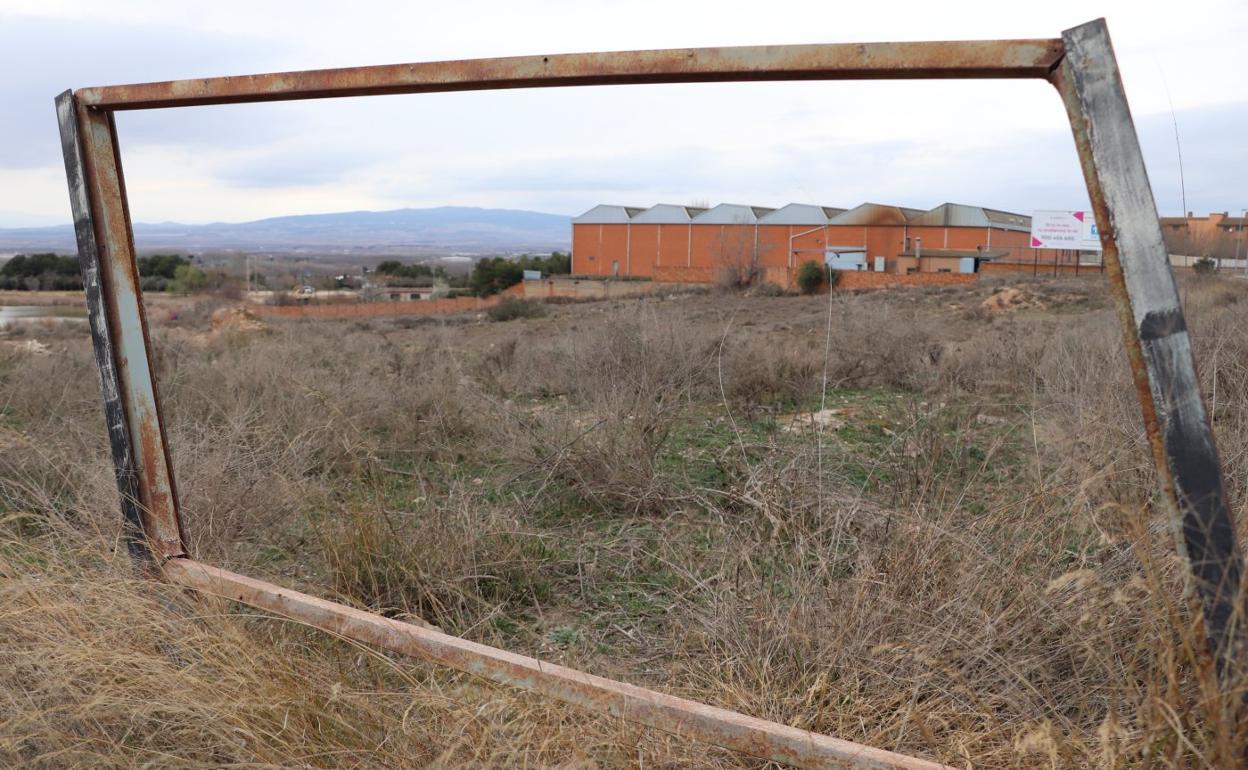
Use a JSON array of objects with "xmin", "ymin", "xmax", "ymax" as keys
[{"xmin": 571, "ymin": 201, "xmax": 1088, "ymax": 286}]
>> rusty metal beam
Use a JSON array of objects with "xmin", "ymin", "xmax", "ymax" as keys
[
  {"xmin": 76, "ymin": 38, "xmax": 1065, "ymax": 110},
  {"xmin": 163, "ymin": 558, "xmax": 948, "ymax": 770},
  {"xmin": 55, "ymin": 92, "xmax": 148, "ymax": 561},
  {"xmin": 1052, "ymin": 19, "xmax": 1245, "ymax": 681},
  {"xmin": 54, "ymin": 95, "xmax": 185, "ymax": 560},
  {"xmin": 54, "ymin": 16, "xmax": 1246, "ymax": 766}
]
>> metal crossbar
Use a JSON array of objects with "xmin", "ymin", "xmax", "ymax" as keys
[{"xmin": 55, "ymin": 18, "xmax": 1243, "ymax": 769}]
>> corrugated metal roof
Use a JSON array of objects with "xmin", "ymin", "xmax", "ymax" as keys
[
  {"xmin": 693, "ymin": 203, "xmax": 772, "ymax": 224},
  {"xmin": 630, "ymin": 204, "xmax": 707, "ymax": 224},
  {"xmin": 907, "ymin": 203, "xmax": 1030, "ymax": 231},
  {"xmin": 571, "ymin": 204, "xmax": 645, "ymax": 224},
  {"xmin": 908, "ymin": 203, "xmax": 989, "ymax": 228},
  {"xmin": 828, "ymin": 202, "xmax": 917, "ymax": 226},
  {"xmin": 573, "ymin": 202, "xmax": 1033, "ymax": 229},
  {"xmin": 982, "ymin": 208, "xmax": 1031, "ymax": 231},
  {"xmin": 758, "ymin": 203, "xmax": 846, "ymax": 225}
]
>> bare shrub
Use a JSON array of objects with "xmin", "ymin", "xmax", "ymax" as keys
[
  {"xmin": 5, "ymin": 276, "xmax": 1248, "ymax": 767},
  {"xmin": 715, "ymin": 336, "xmax": 821, "ymax": 411},
  {"xmin": 487, "ymin": 296, "xmax": 546, "ymax": 322},
  {"xmin": 318, "ymin": 488, "xmax": 563, "ymax": 632},
  {"xmin": 510, "ymin": 306, "xmax": 712, "ymax": 514}
]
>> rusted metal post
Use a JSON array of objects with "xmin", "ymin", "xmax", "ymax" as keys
[
  {"xmin": 54, "ymin": 92, "xmax": 185, "ymax": 561},
  {"xmin": 74, "ymin": 39, "xmax": 1065, "ymax": 110},
  {"xmin": 53, "ymin": 19, "xmax": 1246, "ymax": 766},
  {"xmin": 164, "ymin": 559, "xmax": 948, "ymax": 770},
  {"xmin": 1052, "ymin": 18, "xmax": 1245, "ymax": 681}
]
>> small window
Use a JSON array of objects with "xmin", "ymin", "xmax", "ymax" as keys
[
  {"xmin": 612, "ymin": 260, "xmax": 620, "ymax": 276},
  {"xmin": 938, "ymin": 268, "xmax": 951, "ymax": 273}
]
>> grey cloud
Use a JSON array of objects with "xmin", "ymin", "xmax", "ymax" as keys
[
  {"xmin": 0, "ymin": 16, "xmax": 291, "ymax": 170},
  {"xmin": 371, "ymin": 99, "xmax": 1245, "ymax": 219}
]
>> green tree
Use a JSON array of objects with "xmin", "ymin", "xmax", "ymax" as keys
[
  {"xmin": 168, "ymin": 264, "xmax": 209, "ymax": 293},
  {"xmin": 467, "ymin": 252, "xmax": 572, "ymax": 296},
  {"xmin": 796, "ymin": 260, "xmax": 825, "ymax": 294},
  {"xmin": 137, "ymin": 254, "xmax": 190, "ymax": 280},
  {"xmin": 0, "ymin": 253, "xmax": 81, "ymax": 290}
]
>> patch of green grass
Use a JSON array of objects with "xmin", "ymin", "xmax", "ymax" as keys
[{"xmin": 547, "ymin": 625, "xmax": 583, "ymax": 647}]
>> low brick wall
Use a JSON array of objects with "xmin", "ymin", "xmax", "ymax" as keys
[
  {"xmin": 980, "ymin": 261, "xmax": 1105, "ymax": 276},
  {"xmin": 836, "ymin": 271, "xmax": 978, "ymax": 290},
  {"xmin": 653, "ymin": 265, "xmax": 719, "ymax": 283},
  {"xmin": 522, "ymin": 278, "xmax": 682, "ymax": 300},
  {"xmin": 251, "ymin": 295, "xmax": 500, "ymax": 320}
]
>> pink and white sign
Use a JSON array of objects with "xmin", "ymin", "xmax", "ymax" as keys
[{"xmin": 1030, "ymin": 210, "xmax": 1102, "ymax": 251}]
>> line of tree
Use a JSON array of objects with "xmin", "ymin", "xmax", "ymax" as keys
[
  {"xmin": 0, "ymin": 253, "xmax": 82, "ymax": 290},
  {"xmin": 0, "ymin": 252, "xmax": 216, "ymax": 292},
  {"xmin": 375, "ymin": 260, "xmax": 447, "ymax": 285},
  {"xmin": 136, "ymin": 254, "xmax": 203, "ymax": 292},
  {"xmin": 469, "ymin": 251, "xmax": 570, "ymax": 296}
]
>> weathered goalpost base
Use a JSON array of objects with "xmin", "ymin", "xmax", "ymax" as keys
[{"xmin": 55, "ymin": 18, "xmax": 1244, "ymax": 769}]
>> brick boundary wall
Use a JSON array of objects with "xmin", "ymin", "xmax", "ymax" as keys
[
  {"xmin": 653, "ymin": 265, "xmax": 720, "ymax": 283},
  {"xmin": 250, "ymin": 284, "xmax": 532, "ymax": 320},
  {"xmin": 523, "ymin": 277, "xmax": 704, "ymax": 300},
  {"xmin": 980, "ymin": 261, "xmax": 1106, "ymax": 276},
  {"xmin": 835, "ymin": 271, "xmax": 978, "ymax": 290}
]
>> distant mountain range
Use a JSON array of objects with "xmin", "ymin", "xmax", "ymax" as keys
[{"xmin": 0, "ymin": 206, "xmax": 571, "ymax": 255}]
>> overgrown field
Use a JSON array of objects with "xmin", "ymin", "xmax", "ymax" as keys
[{"xmin": 1, "ymin": 275, "xmax": 1246, "ymax": 768}]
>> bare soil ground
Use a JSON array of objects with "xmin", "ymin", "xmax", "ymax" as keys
[{"xmin": 1, "ymin": 274, "xmax": 1245, "ymax": 768}]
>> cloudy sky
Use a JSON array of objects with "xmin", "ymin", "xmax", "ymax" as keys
[{"xmin": 0, "ymin": 0, "xmax": 1243, "ymax": 227}]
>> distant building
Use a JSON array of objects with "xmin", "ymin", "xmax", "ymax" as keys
[
  {"xmin": 570, "ymin": 201, "xmax": 1079, "ymax": 284},
  {"xmin": 1160, "ymin": 212, "xmax": 1248, "ymax": 264}
]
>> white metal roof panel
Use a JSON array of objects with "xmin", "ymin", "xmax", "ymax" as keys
[
  {"xmin": 693, "ymin": 203, "xmax": 768, "ymax": 224},
  {"xmin": 631, "ymin": 204, "xmax": 707, "ymax": 224},
  {"xmin": 571, "ymin": 204, "xmax": 645, "ymax": 224},
  {"xmin": 759, "ymin": 203, "xmax": 843, "ymax": 225}
]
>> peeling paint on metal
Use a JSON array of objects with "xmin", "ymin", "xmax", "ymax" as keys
[
  {"xmin": 1053, "ymin": 18, "xmax": 1245, "ymax": 682},
  {"xmin": 164, "ymin": 558, "xmax": 950, "ymax": 770},
  {"xmin": 76, "ymin": 39, "xmax": 1064, "ymax": 110}
]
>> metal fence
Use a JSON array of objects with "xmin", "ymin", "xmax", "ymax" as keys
[{"xmin": 54, "ymin": 18, "xmax": 1243, "ymax": 769}]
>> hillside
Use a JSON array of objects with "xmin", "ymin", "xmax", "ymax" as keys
[{"xmin": 0, "ymin": 206, "xmax": 571, "ymax": 254}]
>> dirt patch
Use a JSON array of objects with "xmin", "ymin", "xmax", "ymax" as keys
[
  {"xmin": 210, "ymin": 305, "xmax": 264, "ymax": 334},
  {"xmin": 778, "ymin": 407, "xmax": 847, "ymax": 432},
  {"xmin": 981, "ymin": 286, "xmax": 1045, "ymax": 313},
  {"xmin": 1, "ymin": 338, "xmax": 52, "ymax": 356}
]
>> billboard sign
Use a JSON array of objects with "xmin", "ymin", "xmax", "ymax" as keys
[{"xmin": 1030, "ymin": 210, "xmax": 1102, "ymax": 251}]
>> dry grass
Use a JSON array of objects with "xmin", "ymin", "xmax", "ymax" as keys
[{"xmin": 0, "ymin": 274, "xmax": 1245, "ymax": 767}]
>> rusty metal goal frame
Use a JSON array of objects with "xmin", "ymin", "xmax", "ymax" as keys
[{"xmin": 55, "ymin": 18, "xmax": 1243, "ymax": 769}]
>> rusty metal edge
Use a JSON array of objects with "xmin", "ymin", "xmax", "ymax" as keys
[
  {"xmin": 1051, "ymin": 20, "xmax": 1245, "ymax": 681},
  {"xmin": 55, "ymin": 91, "xmax": 148, "ymax": 562},
  {"xmin": 71, "ymin": 100, "xmax": 186, "ymax": 559},
  {"xmin": 77, "ymin": 38, "xmax": 1065, "ymax": 110},
  {"xmin": 163, "ymin": 558, "xmax": 950, "ymax": 770}
]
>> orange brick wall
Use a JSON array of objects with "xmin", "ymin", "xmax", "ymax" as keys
[
  {"xmin": 658, "ymin": 224, "xmax": 693, "ymax": 267},
  {"xmin": 979, "ymin": 261, "xmax": 1105, "ymax": 275},
  {"xmin": 572, "ymin": 222, "xmax": 1077, "ymax": 281},
  {"xmin": 836, "ymin": 271, "xmax": 978, "ymax": 290},
  {"xmin": 251, "ymin": 295, "xmax": 501, "ymax": 320},
  {"xmin": 572, "ymin": 223, "xmax": 630, "ymax": 277},
  {"xmin": 654, "ymin": 265, "xmax": 719, "ymax": 283}
]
